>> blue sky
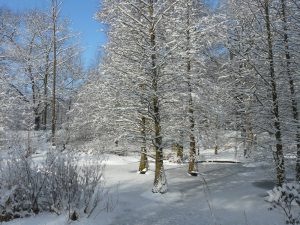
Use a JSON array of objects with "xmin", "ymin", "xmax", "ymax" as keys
[
  {"xmin": 0, "ymin": 0, "xmax": 218, "ymax": 68},
  {"xmin": 0, "ymin": 0, "xmax": 107, "ymax": 69}
]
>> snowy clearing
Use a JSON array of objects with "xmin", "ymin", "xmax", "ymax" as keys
[{"xmin": 3, "ymin": 152, "xmax": 284, "ymax": 225}]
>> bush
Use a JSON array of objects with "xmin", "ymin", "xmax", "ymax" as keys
[
  {"xmin": 0, "ymin": 146, "xmax": 110, "ymax": 221},
  {"xmin": 266, "ymin": 182, "xmax": 300, "ymax": 224}
]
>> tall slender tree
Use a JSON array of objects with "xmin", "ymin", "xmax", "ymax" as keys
[
  {"xmin": 51, "ymin": 0, "xmax": 60, "ymax": 146},
  {"xmin": 99, "ymin": 0, "xmax": 182, "ymax": 193}
]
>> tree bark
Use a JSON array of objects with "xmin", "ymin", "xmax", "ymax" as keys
[
  {"xmin": 188, "ymin": 85, "xmax": 198, "ymax": 175},
  {"xmin": 186, "ymin": 1, "xmax": 198, "ymax": 176},
  {"xmin": 264, "ymin": 0, "xmax": 285, "ymax": 185},
  {"xmin": 244, "ymin": 98, "xmax": 254, "ymax": 157},
  {"xmin": 139, "ymin": 116, "xmax": 148, "ymax": 173},
  {"xmin": 27, "ymin": 35, "xmax": 41, "ymax": 131},
  {"xmin": 43, "ymin": 52, "xmax": 50, "ymax": 130},
  {"xmin": 280, "ymin": 0, "xmax": 300, "ymax": 181},
  {"xmin": 51, "ymin": 0, "xmax": 58, "ymax": 146},
  {"xmin": 149, "ymin": 0, "xmax": 167, "ymax": 193},
  {"xmin": 173, "ymin": 143, "xmax": 184, "ymax": 163}
]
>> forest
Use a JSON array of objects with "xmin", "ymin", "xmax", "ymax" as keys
[{"xmin": 0, "ymin": 0, "xmax": 300, "ymax": 224}]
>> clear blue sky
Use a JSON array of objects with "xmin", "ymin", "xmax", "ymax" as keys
[
  {"xmin": 0, "ymin": 0, "xmax": 107, "ymax": 69},
  {"xmin": 0, "ymin": 0, "xmax": 218, "ymax": 68}
]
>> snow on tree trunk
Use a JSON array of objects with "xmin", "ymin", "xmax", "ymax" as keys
[
  {"xmin": 264, "ymin": 0, "xmax": 285, "ymax": 185},
  {"xmin": 139, "ymin": 146, "xmax": 148, "ymax": 174},
  {"xmin": 148, "ymin": 0, "xmax": 167, "ymax": 193},
  {"xmin": 185, "ymin": 1, "xmax": 198, "ymax": 176},
  {"xmin": 188, "ymin": 90, "xmax": 198, "ymax": 176},
  {"xmin": 152, "ymin": 149, "xmax": 167, "ymax": 193},
  {"xmin": 51, "ymin": 0, "xmax": 58, "ymax": 146},
  {"xmin": 279, "ymin": 0, "xmax": 300, "ymax": 182},
  {"xmin": 139, "ymin": 116, "xmax": 148, "ymax": 174},
  {"xmin": 173, "ymin": 143, "xmax": 184, "ymax": 164},
  {"xmin": 152, "ymin": 91, "xmax": 167, "ymax": 192}
]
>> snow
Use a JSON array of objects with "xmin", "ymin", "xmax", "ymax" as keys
[
  {"xmin": 3, "ymin": 150, "xmax": 287, "ymax": 225},
  {"xmin": 266, "ymin": 182, "xmax": 300, "ymax": 203},
  {"xmin": 104, "ymin": 154, "xmax": 139, "ymax": 166},
  {"xmin": 200, "ymin": 147, "xmax": 242, "ymax": 163}
]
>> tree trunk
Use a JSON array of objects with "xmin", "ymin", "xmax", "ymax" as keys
[
  {"xmin": 27, "ymin": 35, "xmax": 41, "ymax": 131},
  {"xmin": 173, "ymin": 143, "xmax": 184, "ymax": 163},
  {"xmin": 280, "ymin": 0, "xmax": 300, "ymax": 181},
  {"xmin": 188, "ymin": 90, "xmax": 198, "ymax": 175},
  {"xmin": 214, "ymin": 116, "xmax": 219, "ymax": 155},
  {"xmin": 30, "ymin": 71, "xmax": 40, "ymax": 131},
  {"xmin": 152, "ymin": 92, "xmax": 166, "ymax": 193},
  {"xmin": 243, "ymin": 96, "xmax": 254, "ymax": 157},
  {"xmin": 43, "ymin": 53, "xmax": 50, "ymax": 130},
  {"xmin": 149, "ymin": 0, "xmax": 167, "ymax": 193},
  {"xmin": 34, "ymin": 113, "xmax": 41, "ymax": 131},
  {"xmin": 51, "ymin": 0, "xmax": 58, "ymax": 146},
  {"xmin": 139, "ymin": 116, "xmax": 148, "ymax": 174},
  {"xmin": 214, "ymin": 145, "xmax": 219, "ymax": 155},
  {"xmin": 186, "ymin": 1, "xmax": 198, "ymax": 176},
  {"xmin": 264, "ymin": 0, "xmax": 285, "ymax": 185}
]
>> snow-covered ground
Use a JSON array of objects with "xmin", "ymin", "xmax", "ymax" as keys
[{"xmin": 3, "ymin": 148, "xmax": 287, "ymax": 225}]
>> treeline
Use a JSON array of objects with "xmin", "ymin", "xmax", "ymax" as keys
[
  {"xmin": 74, "ymin": 0, "xmax": 299, "ymax": 193},
  {"xmin": 0, "ymin": 0, "xmax": 82, "ymax": 146},
  {"xmin": 1, "ymin": 0, "xmax": 300, "ymax": 194}
]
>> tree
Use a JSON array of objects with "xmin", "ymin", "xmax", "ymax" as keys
[
  {"xmin": 0, "ymin": 5, "xmax": 82, "ymax": 151},
  {"xmin": 51, "ymin": 0, "xmax": 60, "ymax": 146},
  {"xmin": 169, "ymin": 0, "xmax": 215, "ymax": 175},
  {"xmin": 225, "ymin": 0, "xmax": 288, "ymax": 185},
  {"xmin": 98, "ymin": 0, "xmax": 184, "ymax": 193},
  {"xmin": 278, "ymin": 0, "xmax": 300, "ymax": 181}
]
